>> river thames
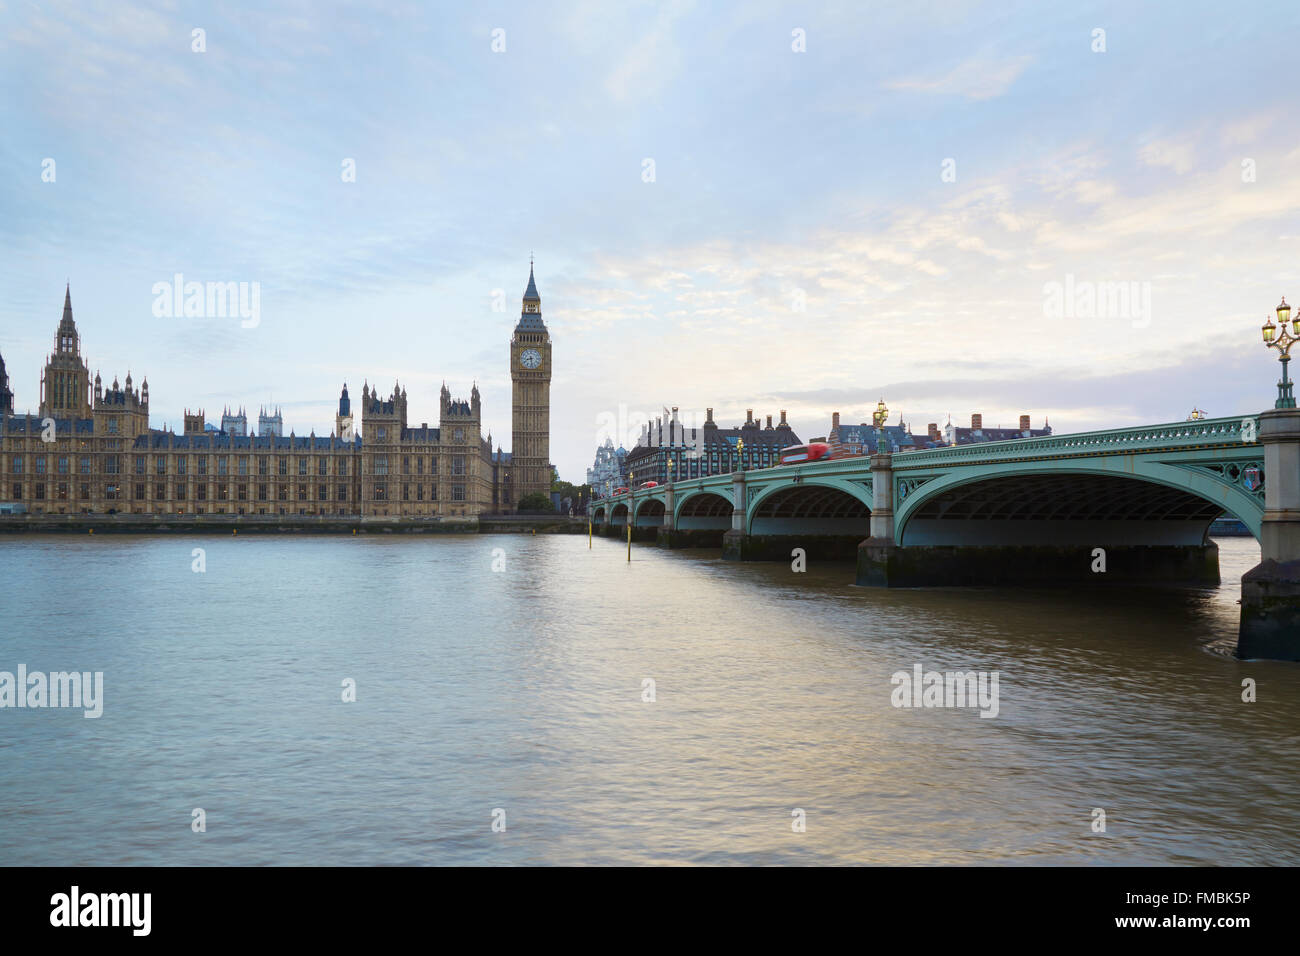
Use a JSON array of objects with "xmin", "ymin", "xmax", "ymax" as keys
[{"xmin": 1, "ymin": 533, "xmax": 1297, "ymax": 865}]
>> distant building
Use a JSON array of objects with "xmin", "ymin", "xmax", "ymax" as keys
[
  {"xmin": 220, "ymin": 406, "xmax": 248, "ymax": 437},
  {"xmin": 1, "ymin": 276, "xmax": 547, "ymax": 516},
  {"xmin": 258, "ymin": 406, "xmax": 283, "ymax": 437},
  {"xmin": 828, "ymin": 411, "xmax": 929, "ymax": 455},
  {"xmin": 636, "ymin": 406, "xmax": 702, "ymax": 455},
  {"xmin": 624, "ymin": 407, "xmax": 801, "ymax": 486},
  {"xmin": 0, "ymin": 349, "xmax": 13, "ymax": 417},
  {"xmin": 586, "ymin": 438, "xmax": 628, "ymax": 498},
  {"xmin": 944, "ymin": 413, "xmax": 1051, "ymax": 446}
]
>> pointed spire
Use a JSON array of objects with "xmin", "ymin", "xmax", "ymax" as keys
[
  {"xmin": 523, "ymin": 260, "xmax": 540, "ymax": 302},
  {"xmin": 62, "ymin": 284, "xmax": 74, "ymax": 326}
]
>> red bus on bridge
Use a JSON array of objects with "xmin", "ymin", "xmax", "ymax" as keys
[{"xmin": 777, "ymin": 442, "xmax": 833, "ymax": 465}]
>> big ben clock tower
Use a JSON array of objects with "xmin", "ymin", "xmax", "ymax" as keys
[{"xmin": 510, "ymin": 261, "xmax": 552, "ymax": 506}]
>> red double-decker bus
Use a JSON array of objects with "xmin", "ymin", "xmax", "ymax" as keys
[{"xmin": 777, "ymin": 442, "xmax": 832, "ymax": 465}]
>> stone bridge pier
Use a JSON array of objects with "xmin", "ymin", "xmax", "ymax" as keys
[{"xmin": 1240, "ymin": 407, "xmax": 1300, "ymax": 659}]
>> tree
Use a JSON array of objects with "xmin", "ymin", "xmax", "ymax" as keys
[{"xmin": 517, "ymin": 492, "xmax": 554, "ymax": 513}]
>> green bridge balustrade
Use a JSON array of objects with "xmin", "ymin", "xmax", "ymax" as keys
[{"xmin": 589, "ymin": 410, "xmax": 1300, "ymax": 661}]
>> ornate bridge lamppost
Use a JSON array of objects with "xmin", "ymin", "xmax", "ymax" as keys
[
  {"xmin": 872, "ymin": 398, "xmax": 893, "ymax": 453},
  {"xmin": 1261, "ymin": 296, "xmax": 1299, "ymax": 408},
  {"xmin": 735, "ymin": 437, "xmax": 745, "ymax": 472}
]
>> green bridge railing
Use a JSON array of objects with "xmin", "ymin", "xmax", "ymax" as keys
[{"xmin": 891, "ymin": 415, "xmax": 1261, "ymax": 467}]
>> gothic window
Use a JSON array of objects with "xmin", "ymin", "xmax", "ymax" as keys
[
  {"xmin": 11, "ymin": 456, "xmax": 20, "ymax": 474},
  {"xmin": 58, "ymin": 457, "xmax": 68, "ymax": 474},
  {"xmin": 298, "ymin": 458, "xmax": 308, "ymax": 476},
  {"xmin": 135, "ymin": 456, "xmax": 146, "ymax": 475},
  {"xmin": 217, "ymin": 457, "xmax": 228, "ymax": 476},
  {"xmin": 452, "ymin": 456, "xmax": 465, "ymax": 476}
]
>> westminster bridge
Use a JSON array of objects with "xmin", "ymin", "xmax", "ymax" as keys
[{"xmin": 590, "ymin": 409, "xmax": 1300, "ymax": 661}]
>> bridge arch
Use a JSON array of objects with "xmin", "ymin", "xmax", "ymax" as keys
[
  {"xmin": 895, "ymin": 461, "xmax": 1262, "ymax": 546},
  {"xmin": 674, "ymin": 489, "xmax": 734, "ymax": 530},
  {"xmin": 745, "ymin": 479, "xmax": 872, "ymax": 535},
  {"xmin": 635, "ymin": 497, "xmax": 665, "ymax": 527},
  {"xmin": 592, "ymin": 503, "xmax": 607, "ymax": 522},
  {"xmin": 609, "ymin": 502, "xmax": 630, "ymax": 527}
]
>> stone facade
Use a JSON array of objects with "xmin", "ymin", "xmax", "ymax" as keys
[
  {"xmin": 509, "ymin": 263, "xmax": 553, "ymax": 502},
  {"xmin": 1, "ymin": 273, "xmax": 550, "ymax": 517}
]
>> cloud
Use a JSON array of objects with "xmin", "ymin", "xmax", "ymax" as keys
[
  {"xmin": 1138, "ymin": 137, "xmax": 1198, "ymax": 175},
  {"xmin": 885, "ymin": 53, "xmax": 1033, "ymax": 100}
]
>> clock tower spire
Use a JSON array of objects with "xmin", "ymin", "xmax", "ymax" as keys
[{"xmin": 510, "ymin": 260, "xmax": 552, "ymax": 509}]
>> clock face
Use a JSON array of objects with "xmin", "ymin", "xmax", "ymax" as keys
[{"xmin": 520, "ymin": 348, "xmax": 541, "ymax": 369}]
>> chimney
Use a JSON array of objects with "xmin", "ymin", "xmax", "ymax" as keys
[
  {"xmin": 706, "ymin": 407, "xmax": 714, "ymax": 424},
  {"xmin": 780, "ymin": 410, "xmax": 788, "ymax": 425},
  {"xmin": 832, "ymin": 411, "xmax": 841, "ymax": 429},
  {"xmin": 746, "ymin": 409, "xmax": 754, "ymax": 425},
  {"xmin": 766, "ymin": 414, "xmax": 773, "ymax": 429},
  {"xmin": 971, "ymin": 413, "xmax": 982, "ymax": 430},
  {"xmin": 1020, "ymin": 414, "xmax": 1030, "ymax": 432},
  {"xmin": 928, "ymin": 422, "xmax": 939, "ymax": 441}
]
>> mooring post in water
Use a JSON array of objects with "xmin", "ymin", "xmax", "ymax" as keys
[
  {"xmin": 627, "ymin": 518, "xmax": 631, "ymax": 562},
  {"xmin": 588, "ymin": 516, "xmax": 592, "ymax": 548}
]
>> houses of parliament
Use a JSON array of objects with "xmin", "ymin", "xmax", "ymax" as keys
[{"xmin": 0, "ymin": 267, "xmax": 553, "ymax": 516}]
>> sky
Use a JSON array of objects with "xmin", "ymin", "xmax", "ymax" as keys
[{"xmin": 2, "ymin": 0, "xmax": 1299, "ymax": 481}]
